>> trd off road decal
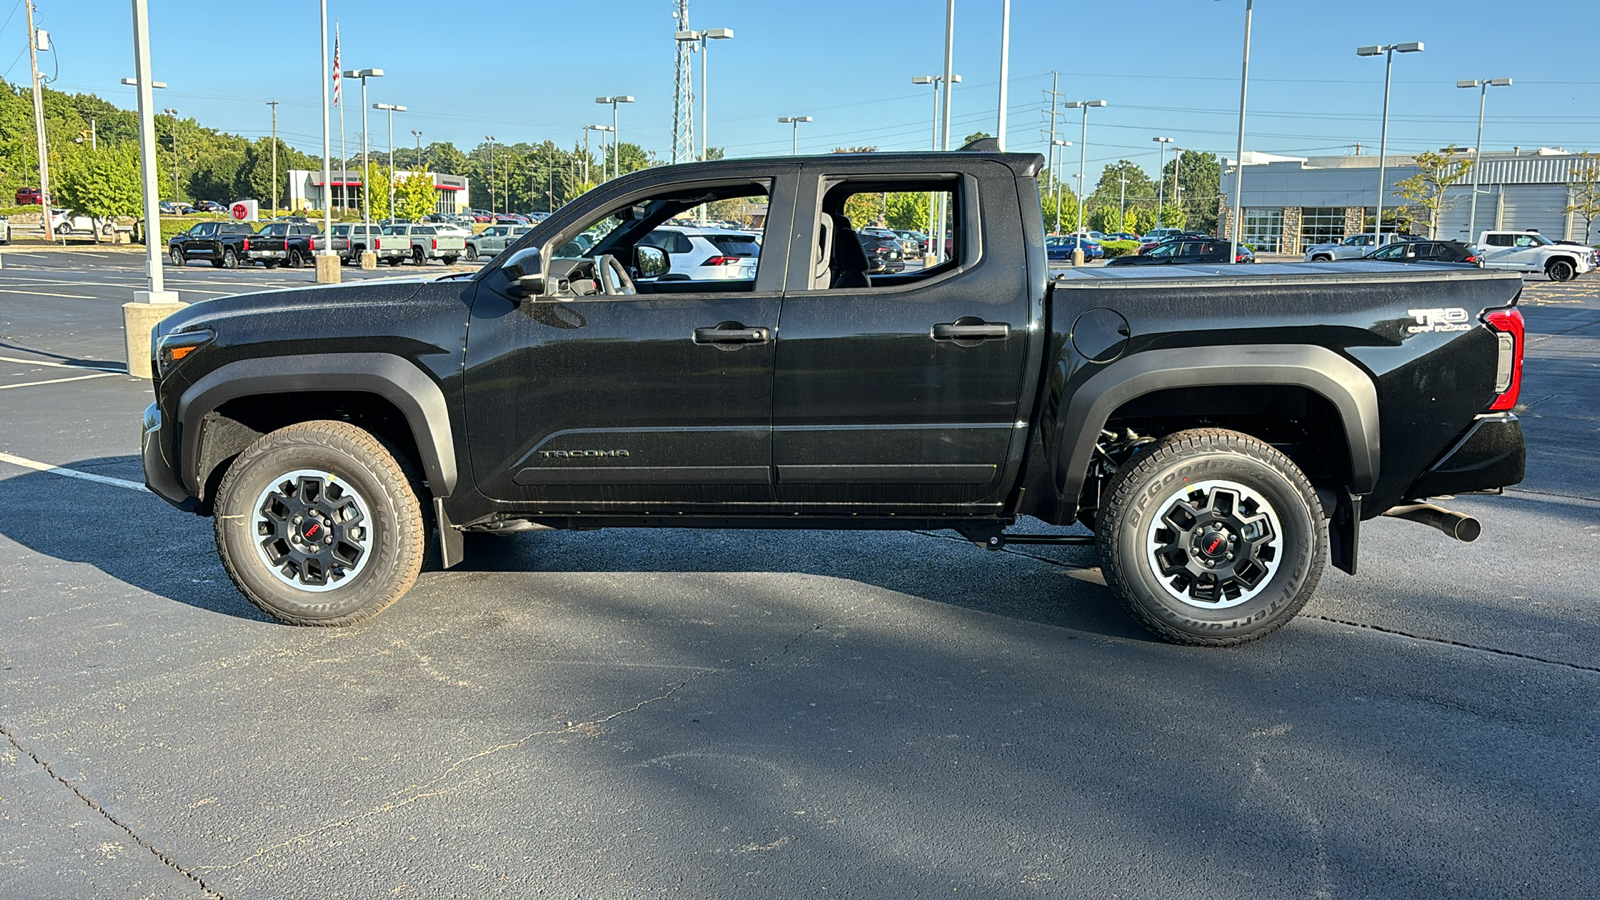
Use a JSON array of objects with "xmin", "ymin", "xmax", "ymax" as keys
[{"xmin": 1406, "ymin": 307, "xmax": 1471, "ymax": 334}]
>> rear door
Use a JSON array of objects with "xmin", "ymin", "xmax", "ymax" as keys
[{"xmin": 771, "ymin": 164, "xmax": 1036, "ymax": 511}]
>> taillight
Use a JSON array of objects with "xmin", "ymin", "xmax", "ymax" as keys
[
  {"xmin": 431, "ymin": 238, "xmax": 438, "ymax": 250},
  {"xmin": 705, "ymin": 255, "xmax": 740, "ymax": 266},
  {"xmin": 1484, "ymin": 307, "xmax": 1523, "ymax": 411},
  {"xmin": 242, "ymin": 238, "xmax": 250, "ymax": 251}
]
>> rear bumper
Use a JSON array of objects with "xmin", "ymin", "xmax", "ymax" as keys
[
  {"xmin": 1405, "ymin": 412, "xmax": 1525, "ymax": 500},
  {"xmin": 142, "ymin": 403, "xmax": 199, "ymax": 511}
]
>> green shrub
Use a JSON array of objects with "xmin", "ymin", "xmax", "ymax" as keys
[{"xmin": 1101, "ymin": 240, "xmax": 1140, "ymax": 258}]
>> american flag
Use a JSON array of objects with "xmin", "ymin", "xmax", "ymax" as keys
[{"xmin": 332, "ymin": 24, "xmax": 341, "ymax": 106}]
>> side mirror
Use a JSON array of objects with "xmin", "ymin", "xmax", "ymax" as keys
[
  {"xmin": 510, "ymin": 274, "xmax": 547, "ymax": 297},
  {"xmin": 634, "ymin": 245, "xmax": 669, "ymax": 279}
]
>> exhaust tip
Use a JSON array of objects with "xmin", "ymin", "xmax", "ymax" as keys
[{"xmin": 1383, "ymin": 503, "xmax": 1481, "ymax": 543}]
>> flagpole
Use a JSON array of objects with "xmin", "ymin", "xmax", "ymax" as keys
[{"xmin": 336, "ymin": 21, "xmax": 346, "ymax": 213}]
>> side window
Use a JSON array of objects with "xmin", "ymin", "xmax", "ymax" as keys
[
  {"xmin": 1486, "ymin": 234, "xmax": 1513, "ymax": 247},
  {"xmin": 673, "ymin": 233, "xmax": 694, "ymax": 255},
  {"xmin": 812, "ymin": 178, "xmax": 962, "ymax": 290},
  {"xmin": 1514, "ymin": 235, "xmax": 1536, "ymax": 248}
]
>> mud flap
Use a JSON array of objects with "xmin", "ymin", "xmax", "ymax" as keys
[
  {"xmin": 434, "ymin": 497, "xmax": 464, "ymax": 569},
  {"xmin": 1329, "ymin": 488, "xmax": 1361, "ymax": 575}
]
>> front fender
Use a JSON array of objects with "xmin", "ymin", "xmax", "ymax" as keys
[
  {"xmin": 175, "ymin": 353, "xmax": 457, "ymax": 498},
  {"xmin": 1051, "ymin": 344, "xmax": 1380, "ymax": 510}
]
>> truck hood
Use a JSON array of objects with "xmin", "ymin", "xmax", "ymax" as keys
[{"xmin": 157, "ymin": 277, "xmax": 432, "ymax": 340}]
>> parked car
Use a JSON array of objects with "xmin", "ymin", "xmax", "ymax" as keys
[
  {"xmin": 1139, "ymin": 227, "xmax": 1186, "ymax": 244},
  {"xmin": 243, "ymin": 222, "xmax": 348, "ymax": 268},
  {"xmin": 469, "ymin": 210, "xmax": 494, "ymax": 223},
  {"xmin": 892, "ymin": 229, "xmax": 930, "ymax": 254},
  {"xmin": 1138, "ymin": 231, "xmax": 1210, "ymax": 255},
  {"xmin": 1103, "ymin": 232, "xmax": 1141, "ymax": 243},
  {"xmin": 637, "ymin": 225, "xmax": 762, "ymax": 281},
  {"xmin": 0, "ymin": 215, "xmax": 10, "ymax": 244},
  {"xmin": 386, "ymin": 223, "xmax": 466, "ymax": 266},
  {"xmin": 193, "ymin": 200, "xmax": 227, "ymax": 214},
  {"xmin": 168, "ymin": 220, "xmax": 257, "ymax": 268},
  {"xmin": 1348, "ymin": 240, "xmax": 1481, "ymax": 266},
  {"xmin": 1105, "ymin": 238, "xmax": 1254, "ymax": 266},
  {"xmin": 1476, "ymin": 230, "xmax": 1593, "ymax": 281},
  {"xmin": 331, "ymin": 223, "xmax": 410, "ymax": 265},
  {"xmin": 141, "ymin": 149, "xmax": 1529, "ymax": 648},
  {"xmin": 493, "ymin": 213, "xmax": 531, "ymax": 225},
  {"xmin": 1046, "ymin": 235, "xmax": 1104, "ymax": 261},
  {"xmin": 858, "ymin": 233, "xmax": 907, "ymax": 274},
  {"xmin": 15, "ymin": 187, "xmax": 43, "ymax": 205},
  {"xmin": 464, "ymin": 224, "xmax": 533, "ymax": 261},
  {"xmin": 1301, "ymin": 232, "xmax": 1418, "ymax": 262}
]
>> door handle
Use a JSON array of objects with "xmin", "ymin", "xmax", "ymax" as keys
[
  {"xmin": 694, "ymin": 324, "xmax": 770, "ymax": 344},
  {"xmin": 931, "ymin": 321, "xmax": 1011, "ymax": 341}
]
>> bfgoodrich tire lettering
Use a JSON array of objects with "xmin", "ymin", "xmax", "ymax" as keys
[
  {"xmin": 213, "ymin": 420, "xmax": 423, "ymax": 626},
  {"xmin": 1096, "ymin": 428, "xmax": 1326, "ymax": 646}
]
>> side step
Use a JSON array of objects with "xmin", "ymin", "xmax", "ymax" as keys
[{"xmin": 955, "ymin": 523, "xmax": 1096, "ymax": 550}]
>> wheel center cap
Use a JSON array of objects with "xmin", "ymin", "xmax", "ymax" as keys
[
  {"xmin": 1196, "ymin": 528, "xmax": 1230, "ymax": 559},
  {"xmin": 301, "ymin": 519, "xmax": 324, "ymax": 542}
]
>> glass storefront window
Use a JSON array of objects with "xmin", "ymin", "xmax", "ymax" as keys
[
  {"xmin": 1242, "ymin": 208, "xmax": 1283, "ymax": 253},
  {"xmin": 1300, "ymin": 207, "xmax": 1348, "ymax": 247}
]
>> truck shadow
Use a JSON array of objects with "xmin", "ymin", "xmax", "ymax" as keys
[{"xmin": 0, "ymin": 456, "xmax": 1147, "ymax": 640}]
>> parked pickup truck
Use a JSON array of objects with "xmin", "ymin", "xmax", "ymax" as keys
[
  {"xmin": 386, "ymin": 223, "xmax": 466, "ymax": 266},
  {"xmin": 1301, "ymin": 232, "xmax": 1418, "ymax": 262},
  {"xmin": 141, "ymin": 151, "xmax": 1526, "ymax": 647},
  {"xmin": 1476, "ymin": 230, "xmax": 1593, "ymax": 282},
  {"xmin": 168, "ymin": 221, "xmax": 256, "ymax": 268},
  {"xmin": 244, "ymin": 222, "xmax": 348, "ymax": 269},
  {"xmin": 464, "ymin": 224, "xmax": 532, "ymax": 261},
  {"xmin": 331, "ymin": 222, "xmax": 409, "ymax": 266}
]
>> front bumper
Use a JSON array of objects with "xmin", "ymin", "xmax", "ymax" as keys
[
  {"xmin": 1407, "ymin": 412, "xmax": 1525, "ymax": 499},
  {"xmin": 142, "ymin": 403, "xmax": 199, "ymax": 511}
]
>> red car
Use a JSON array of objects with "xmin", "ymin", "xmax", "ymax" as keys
[{"xmin": 15, "ymin": 187, "xmax": 43, "ymax": 205}]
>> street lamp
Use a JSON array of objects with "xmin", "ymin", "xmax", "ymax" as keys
[
  {"xmin": 1062, "ymin": 100, "xmax": 1107, "ymax": 264},
  {"xmin": 1458, "ymin": 77, "xmax": 1512, "ymax": 240},
  {"xmin": 342, "ymin": 67, "xmax": 383, "ymax": 246},
  {"xmin": 1222, "ymin": 0, "xmax": 1254, "ymax": 264},
  {"xmin": 674, "ymin": 27, "xmax": 733, "ymax": 162},
  {"xmin": 484, "ymin": 135, "xmax": 496, "ymax": 215},
  {"xmin": 411, "ymin": 129, "xmax": 423, "ymax": 170},
  {"xmin": 161, "ymin": 107, "xmax": 181, "ymax": 203},
  {"xmin": 122, "ymin": 0, "xmax": 180, "ymax": 377},
  {"xmin": 914, "ymin": 74, "xmax": 961, "ymax": 255},
  {"xmin": 778, "ymin": 116, "xmax": 811, "ymax": 156},
  {"xmin": 1357, "ymin": 41, "xmax": 1423, "ymax": 241},
  {"xmin": 373, "ymin": 102, "xmax": 406, "ymax": 220},
  {"xmin": 583, "ymin": 125, "xmax": 610, "ymax": 183},
  {"xmin": 1051, "ymin": 138, "xmax": 1071, "ymax": 235},
  {"xmin": 595, "ymin": 95, "xmax": 634, "ymax": 180},
  {"xmin": 1152, "ymin": 136, "xmax": 1173, "ymax": 228}
]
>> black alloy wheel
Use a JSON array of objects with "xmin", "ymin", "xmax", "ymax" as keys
[
  {"xmin": 1548, "ymin": 259, "xmax": 1576, "ymax": 282},
  {"xmin": 170, "ymin": 246, "xmax": 184, "ymax": 266},
  {"xmin": 287, "ymin": 248, "xmax": 304, "ymax": 269},
  {"xmin": 222, "ymin": 247, "xmax": 239, "ymax": 269}
]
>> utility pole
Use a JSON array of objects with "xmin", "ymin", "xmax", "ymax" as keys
[
  {"xmin": 411, "ymin": 129, "xmax": 422, "ymax": 169},
  {"xmin": 995, "ymin": 0, "xmax": 1010, "ymax": 150},
  {"xmin": 26, "ymin": 0, "xmax": 54, "ymax": 241},
  {"xmin": 1119, "ymin": 173, "xmax": 1127, "ymax": 233},
  {"xmin": 485, "ymin": 136, "xmax": 495, "ymax": 215},
  {"xmin": 267, "ymin": 100, "xmax": 279, "ymax": 213},
  {"xmin": 937, "ymin": 0, "xmax": 955, "ymax": 259},
  {"xmin": 163, "ymin": 108, "xmax": 180, "ymax": 202},
  {"xmin": 670, "ymin": 0, "xmax": 694, "ymax": 164},
  {"xmin": 1042, "ymin": 72, "xmax": 1064, "ymax": 233}
]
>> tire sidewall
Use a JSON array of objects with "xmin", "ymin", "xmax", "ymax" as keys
[
  {"xmin": 216, "ymin": 432, "xmax": 415, "ymax": 624},
  {"xmin": 1106, "ymin": 444, "xmax": 1322, "ymax": 641}
]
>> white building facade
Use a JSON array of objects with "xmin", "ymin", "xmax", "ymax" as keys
[{"xmin": 286, "ymin": 169, "xmax": 471, "ymax": 216}]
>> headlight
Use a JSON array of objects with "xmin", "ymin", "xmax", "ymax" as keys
[{"xmin": 154, "ymin": 329, "xmax": 213, "ymax": 379}]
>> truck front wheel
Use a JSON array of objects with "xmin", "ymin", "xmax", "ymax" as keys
[
  {"xmin": 212, "ymin": 420, "xmax": 424, "ymax": 626},
  {"xmin": 1095, "ymin": 428, "xmax": 1326, "ymax": 646},
  {"xmin": 1547, "ymin": 258, "xmax": 1576, "ymax": 282}
]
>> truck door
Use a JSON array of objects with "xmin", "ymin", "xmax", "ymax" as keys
[
  {"xmin": 772, "ymin": 167, "xmax": 1036, "ymax": 510},
  {"xmin": 463, "ymin": 171, "xmax": 796, "ymax": 508},
  {"xmin": 1478, "ymin": 233, "xmax": 1520, "ymax": 268}
]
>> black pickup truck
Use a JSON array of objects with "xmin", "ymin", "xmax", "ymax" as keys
[
  {"xmin": 168, "ymin": 220, "xmax": 256, "ymax": 268},
  {"xmin": 243, "ymin": 222, "xmax": 348, "ymax": 269},
  {"xmin": 141, "ymin": 151, "xmax": 1526, "ymax": 646}
]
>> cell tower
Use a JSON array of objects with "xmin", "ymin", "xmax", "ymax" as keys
[{"xmin": 671, "ymin": 0, "xmax": 695, "ymax": 164}]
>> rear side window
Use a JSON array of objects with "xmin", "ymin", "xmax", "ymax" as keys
[
  {"xmin": 813, "ymin": 177, "xmax": 965, "ymax": 290},
  {"xmin": 707, "ymin": 234, "xmax": 759, "ymax": 257},
  {"xmin": 1486, "ymin": 234, "xmax": 1513, "ymax": 247}
]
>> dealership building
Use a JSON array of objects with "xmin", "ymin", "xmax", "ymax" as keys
[
  {"xmin": 285, "ymin": 169, "xmax": 471, "ymax": 216},
  {"xmin": 1218, "ymin": 148, "xmax": 1595, "ymax": 254}
]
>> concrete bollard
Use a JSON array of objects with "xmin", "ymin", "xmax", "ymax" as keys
[
  {"xmin": 122, "ymin": 296, "xmax": 188, "ymax": 379},
  {"xmin": 360, "ymin": 251, "xmax": 378, "ymax": 270},
  {"xmin": 315, "ymin": 253, "xmax": 342, "ymax": 284}
]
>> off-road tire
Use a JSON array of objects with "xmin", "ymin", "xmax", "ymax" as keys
[
  {"xmin": 213, "ymin": 420, "xmax": 424, "ymax": 626},
  {"xmin": 222, "ymin": 247, "xmax": 239, "ymax": 269},
  {"xmin": 170, "ymin": 247, "xmax": 185, "ymax": 266},
  {"xmin": 1095, "ymin": 428, "xmax": 1326, "ymax": 646},
  {"xmin": 287, "ymin": 248, "xmax": 305, "ymax": 269},
  {"xmin": 412, "ymin": 247, "xmax": 426, "ymax": 266},
  {"xmin": 1547, "ymin": 258, "xmax": 1576, "ymax": 282},
  {"xmin": 464, "ymin": 245, "xmax": 478, "ymax": 262}
]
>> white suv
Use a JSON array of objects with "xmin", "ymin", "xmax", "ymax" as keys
[
  {"xmin": 639, "ymin": 226, "xmax": 761, "ymax": 282},
  {"xmin": 1477, "ymin": 230, "xmax": 1593, "ymax": 282}
]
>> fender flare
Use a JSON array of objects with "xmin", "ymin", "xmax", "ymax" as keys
[
  {"xmin": 1054, "ymin": 344, "xmax": 1379, "ymax": 508},
  {"xmin": 175, "ymin": 353, "xmax": 457, "ymax": 498}
]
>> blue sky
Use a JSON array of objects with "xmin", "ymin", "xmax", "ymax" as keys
[{"xmin": 18, "ymin": 0, "xmax": 1600, "ymax": 176}]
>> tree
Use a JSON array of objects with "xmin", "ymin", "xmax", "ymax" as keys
[
  {"xmin": 1395, "ymin": 146, "xmax": 1473, "ymax": 238},
  {"xmin": 962, "ymin": 131, "xmax": 994, "ymax": 147},
  {"xmin": 843, "ymin": 191, "xmax": 884, "ymax": 228},
  {"xmin": 395, "ymin": 170, "xmax": 436, "ymax": 221},
  {"xmin": 1566, "ymin": 151, "xmax": 1600, "ymax": 244},
  {"xmin": 364, "ymin": 162, "xmax": 392, "ymax": 219},
  {"xmin": 885, "ymin": 192, "xmax": 930, "ymax": 231},
  {"xmin": 1166, "ymin": 151, "xmax": 1219, "ymax": 233},
  {"xmin": 54, "ymin": 144, "xmax": 141, "ymax": 242}
]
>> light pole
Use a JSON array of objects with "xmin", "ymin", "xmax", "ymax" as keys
[
  {"xmin": 1051, "ymin": 139, "xmax": 1071, "ymax": 234},
  {"xmin": 1225, "ymin": 0, "xmax": 1253, "ymax": 264},
  {"xmin": 595, "ymin": 96, "xmax": 634, "ymax": 180},
  {"xmin": 484, "ymin": 135, "xmax": 496, "ymax": 214},
  {"xmin": 266, "ymin": 100, "xmax": 278, "ymax": 212},
  {"xmin": 938, "ymin": 0, "xmax": 955, "ymax": 254},
  {"xmin": 996, "ymin": 0, "xmax": 1010, "ymax": 150},
  {"xmin": 1062, "ymin": 100, "xmax": 1107, "ymax": 264},
  {"xmin": 589, "ymin": 125, "xmax": 613, "ymax": 180},
  {"xmin": 1458, "ymin": 77, "xmax": 1511, "ymax": 241},
  {"xmin": 914, "ymin": 74, "xmax": 960, "ymax": 258},
  {"xmin": 161, "ymin": 108, "xmax": 180, "ymax": 203},
  {"xmin": 778, "ymin": 116, "xmax": 811, "ymax": 156},
  {"xmin": 121, "ymin": 0, "xmax": 180, "ymax": 379},
  {"xmin": 1357, "ymin": 42, "xmax": 1423, "ymax": 241},
  {"xmin": 411, "ymin": 129, "xmax": 423, "ymax": 170},
  {"xmin": 373, "ymin": 102, "xmax": 406, "ymax": 220},
  {"xmin": 674, "ymin": 27, "xmax": 733, "ymax": 162},
  {"xmin": 1118, "ymin": 173, "xmax": 1127, "ymax": 234},
  {"xmin": 1152, "ymin": 136, "xmax": 1172, "ymax": 229},
  {"xmin": 342, "ymin": 67, "xmax": 382, "ymax": 252}
]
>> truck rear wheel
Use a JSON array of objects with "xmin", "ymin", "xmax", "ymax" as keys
[
  {"xmin": 287, "ymin": 248, "xmax": 305, "ymax": 269},
  {"xmin": 213, "ymin": 420, "xmax": 424, "ymax": 626},
  {"xmin": 222, "ymin": 247, "xmax": 239, "ymax": 269},
  {"xmin": 1095, "ymin": 428, "xmax": 1325, "ymax": 646}
]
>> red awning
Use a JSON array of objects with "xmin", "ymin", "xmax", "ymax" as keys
[
  {"xmin": 435, "ymin": 184, "xmax": 462, "ymax": 191},
  {"xmin": 310, "ymin": 181, "xmax": 363, "ymax": 187}
]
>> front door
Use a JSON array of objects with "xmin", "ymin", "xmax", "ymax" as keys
[
  {"xmin": 464, "ymin": 172, "xmax": 794, "ymax": 512},
  {"xmin": 771, "ymin": 167, "xmax": 1036, "ymax": 512}
]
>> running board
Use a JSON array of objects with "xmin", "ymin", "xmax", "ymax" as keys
[{"xmin": 955, "ymin": 522, "xmax": 1096, "ymax": 550}]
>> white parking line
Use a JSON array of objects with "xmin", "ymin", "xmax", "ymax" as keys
[
  {"xmin": 0, "ymin": 371, "xmax": 121, "ymax": 390},
  {"xmin": 0, "ymin": 355, "xmax": 126, "ymax": 372},
  {"xmin": 0, "ymin": 451, "xmax": 149, "ymax": 492},
  {"xmin": 0, "ymin": 288, "xmax": 99, "ymax": 299}
]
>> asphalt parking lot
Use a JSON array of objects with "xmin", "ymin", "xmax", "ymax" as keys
[{"xmin": 1, "ymin": 248, "xmax": 1596, "ymax": 899}]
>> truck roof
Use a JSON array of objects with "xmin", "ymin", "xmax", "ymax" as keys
[{"xmin": 612, "ymin": 151, "xmax": 1047, "ymax": 180}]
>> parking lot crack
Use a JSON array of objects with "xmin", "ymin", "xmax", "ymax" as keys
[
  {"xmin": 1301, "ymin": 615, "xmax": 1600, "ymax": 674},
  {"xmin": 0, "ymin": 721, "xmax": 224, "ymax": 899}
]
